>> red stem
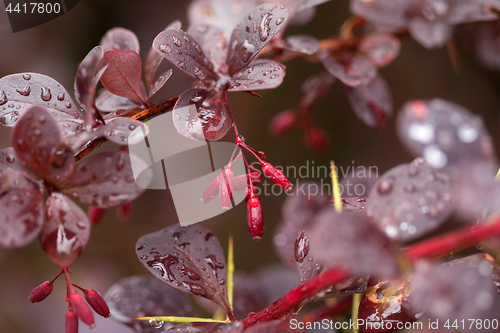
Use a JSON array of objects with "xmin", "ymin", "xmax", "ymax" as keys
[{"xmin": 241, "ymin": 268, "xmax": 349, "ymax": 327}]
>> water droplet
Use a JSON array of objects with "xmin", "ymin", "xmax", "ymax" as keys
[
  {"xmin": 183, "ymin": 35, "xmax": 190, "ymax": 42},
  {"xmin": 159, "ymin": 43, "xmax": 171, "ymax": 53},
  {"xmin": 23, "ymin": 74, "xmax": 31, "ymax": 80},
  {"xmin": 193, "ymin": 67, "xmax": 206, "ymax": 80},
  {"xmin": 149, "ymin": 318, "xmax": 164, "ymax": 329},
  {"xmin": 258, "ymin": 12, "xmax": 273, "ymax": 42},
  {"xmin": 0, "ymin": 111, "xmax": 19, "ymax": 125},
  {"xmin": 116, "ymin": 153, "xmax": 126, "ymax": 172},
  {"xmin": 128, "ymin": 124, "xmax": 136, "ymax": 130},
  {"xmin": 16, "ymin": 86, "xmax": 31, "ymax": 96},
  {"xmin": 0, "ymin": 91, "xmax": 7, "ymax": 105},
  {"xmin": 270, "ymin": 74, "xmax": 279, "ymax": 79},
  {"xmin": 140, "ymin": 255, "xmax": 149, "ymax": 260},
  {"xmin": 377, "ymin": 177, "xmax": 394, "ymax": 195},
  {"xmin": 172, "ymin": 35, "xmax": 182, "ymax": 47},
  {"xmin": 276, "ymin": 17, "xmax": 285, "ymax": 25},
  {"xmin": 41, "ymin": 87, "xmax": 51, "ymax": 101},
  {"xmin": 247, "ymin": 67, "xmax": 254, "ymax": 74},
  {"xmin": 457, "ymin": 125, "xmax": 478, "ymax": 143},
  {"xmin": 193, "ymin": 42, "xmax": 202, "ymax": 54},
  {"xmin": 176, "ymin": 61, "xmax": 186, "ymax": 70},
  {"xmin": 65, "ymin": 102, "xmax": 72, "ymax": 109},
  {"xmin": 57, "ymin": 92, "xmax": 65, "ymax": 101}
]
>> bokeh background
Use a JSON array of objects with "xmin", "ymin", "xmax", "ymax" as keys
[{"xmin": 1, "ymin": 0, "xmax": 500, "ymax": 332}]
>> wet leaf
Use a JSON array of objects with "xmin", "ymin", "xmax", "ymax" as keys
[
  {"xmin": 367, "ymin": 158, "xmax": 454, "ymax": 242},
  {"xmin": 396, "ymin": 99, "xmax": 495, "ymax": 169},
  {"xmin": 173, "ymin": 88, "xmax": 233, "ymax": 141},
  {"xmin": 95, "ymin": 89, "xmax": 141, "ymax": 113},
  {"xmin": 344, "ymin": 75, "xmax": 393, "ymax": 128},
  {"xmin": 447, "ymin": 0, "xmax": 500, "ymax": 25},
  {"xmin": 0, "ymin": 147, "xmax": 37, "ymax": 190},
  {"xmin": 152, "ymin": 29, "xmax": 218, "ymax": 81},
  {"xmin": 74, "ymin": 46, "xmax": 104, "ymax": 121},
  {"xmin": 319, "ymin": 52, "xmax": 377, "ymax": 87},
  {"xmin": 12, "ymin": 106, "xmax": 75, "ymax": 184},
  {"xmin": 308, "ymin": 208, "xmax": 401, "ymax": 278},
  {"xmin": 148, "ymin": 69, "xmax": 173, "ymax": 99},
  {"xmin": 350, "ymin": 0, "xmax": 416, "ymax": 32},
  {"xmin": 254, "ymin": 265, "xmax": 300, "ymax": 304},
  {"xmin": 226, "ymin": 4, "xmax": 289, "ymax": 75},
  {"xmin": 187, "ymin": 24, "xmax": 228, "ymax": 73},
  {"xmin": 136, "ymin": 224, "xmax": 233, "ymax": 317},
  {"xmin": 299, "ymin": 72, "xmax": 335, "ymax": 109},
  {"xmin": 105, "ymin": 275, "xmax": 194, "ymax": 333},
  {"xmin": 341, "ymin": 197, "xmax": 367, "ymax": 214},
  {"xmin": 39, "ymin": 193, "xmax": 90, "ymax": 267},
  {"xmin": 0, "ymin": 73, "xmax": 82, "ymax": 127},
  {"xmin": 63, "ymin": 151, "xmax": 152, "ymax": 208},
  {"xmin": 227, "ymin": 60, "xmax": 285, "ymax": 91},
  {"xmin": 100, "ymin": 27, "xmax": 140, "ymax": 53},
  {"xmin": 98, "ymin": 50, "xmax": 147, "ymax": 105},
  {"xmin": 0, "ymin": 188, "xmax": 44, "ymax": 248},
  {"xmin": 144, "ymin": 20, "xmax": 182, "ymax": 91},
  {"xmin": 408, "ymin": 17, "xmax": 452, "ymax": 49},
  {"xmin": 282, "ymin": 34, "xmax": 319, "ymax": 55},
  {"xmin": 102, "ymin": 117, "xmax": 147, "ymax": 145},
  {"xmin": 231, "ymin": 272, "xmax": 268, "ymax": 319},
  {"xmin": 339, "ymin": 166, "xmax": 379, "ymax": 198},
  {"xmin": 359, "ymin": 32, "xmax": 400, "ymax": 67}
]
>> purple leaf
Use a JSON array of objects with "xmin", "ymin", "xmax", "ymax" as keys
[
  {"xmin": 319, "ymin": 52, "xmax": 377, "ymax": 87},
  {"xmin": 254, "ymin": 265, "xmax": 299, "ymax": 304},
  {"xmin": 447, "ymin": 0, "xmax": 500, "ymax": 25},
  {"xmin": 104, "ymin": 276, "xmax": 194, "ymax": 333},
  {"xmin": 342, "ymin": 197, "xmax": 367, "ymax": 214},
  {"xmin": 187, "ymin": 24, "xmax": 228, "ymax": 73},
  {"xmin": 350, "ymin": 0, "xmax": 414, "ymax": 32},
  {"xmin": 308, "ymin": 208, "xmax": 401, "ymax": 278},
  {"xmin": 0, "ymin": 147, "xmax": 37, "ymax": 190},
  {"xmin": 226, "ymin": 4, "xmax": 289, "ymax": 75},
  {"xmin": 299, "ymin": 72, "xmax": 335, "ymax": 109},
  {"xmin": 231, "ymin": 272, "xmax": 268, "ymax": 319},
  {"xmin": 344, "ymin": 75, "xmax": 392, "ymax": 128},
  {"xmin": 39, "ymin": 193, "xmax": 90, "ymax": 267},
  {"xmin": 144, "ymin": 20, "xmax": 182, "ymax": 91},
  {"xmin": 98, "ymin": 50, "xmax": 147, "ymax": 105},
  {"xmin": 359, "ymin": 33, "xmax": 400, "ymax": 67},
  {"xmin": 12, "ymin": 106, "xmax": 75, "ymax": 184},
  {"xmin": 74, "ymin": 46, "xmax": 104, "ymax": 119},
  {"xmin": 282, "ymin": 34, "xmax": 319, "ymax": 55},
  {"xmin": 0, "ymin": 73, "xmax": 82, "ymax": 127},
  {"xmin": 367, "ymin": 158, "xmax": 454, "ymax": 242},
  {"xmin": 294, "ymin": 0, "xmax": 331, "ymax": 13},
  {"xmin": 148, "ymin": 69, "xmax": 173, "ymax": 99},
  {"xmin": 63, "ymin": 151, "xmax": 152, "ymax": 208},
  {"xmin": 227, "ymin": 60, "xmax": 285, "ymax": 91},
  {"xmin": 152, "ymin": 29, "xmax": 218, "ymax": 81},
  {"xmin": 102, "ymin": 117, "xmax": 148, "ymax": 145},
  {"xmin": 0, "ymin": 188, "xmax": 44, "ymax": 248},
  {"xmin": 100, "ymin": 27, "xmax": 140, "ymax": 53},
  {"xmin": 396, "ymin": 99, "xmax": 495, "ymax": 169},
  {"xmin": 408, "ymin": 17, "xmax": 452, "ymax": 49},
  {"xmin": 95, "ymin": 89, "xmax": 141, "ymax": 113},
  {"xmin": 475, "ymin": 21, "xmax": 500, "ymax": 70},
  {"xmin": 339, "ymin": 166, "xmax": 379, "ymax": 198},
  {"xmin": 136, "ymin": 224, "xmax": 233, "ymax": 318},
  {"xmin": 173, "ymin": 88, "xmax": 233, "ymax": 141}
]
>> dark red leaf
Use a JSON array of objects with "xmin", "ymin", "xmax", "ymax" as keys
[
  {"xmin": 282, "ymin": 34, "xmax": 319, "ymax": 55},
  {"xmin": 341, "ymin": 196, "xmax": 367, "ymax": 214},
  {"xmin": 98, "ymin": 50, "xmax": 147, "ymax": 105},
  {"xmin": 102, "ymin": 117, "xmax": 148, "ymax": 145},
  {"xmin": 345, "ymin": 75, "xmax": 392, "ymax": 128},
  {"xmin": 359, "ymin": 32, "xmax": 400, "ymax": 67},
  {"xmin": 152, "ymin": 29, "xmax": 218, "ymax": 80},
  {"xmin": 226, "ymin": 4, "xmax": 289, "ymax": 75},
  {"xmin": 339, "ymin": 166, "xmax": 379, "ymax": 198},
  {"xmin": 136, "ymin": 224, "xmax": 233, "ymax": 318},
  {"xmin": 350, "ymin": 0, "xmax": 414, "ymax": 32},
  {"xmin": 408, "ymin": 17, "xmax": 452, "ymax": 49},
  {"xmin": 63, "ymin": 151, "xmax": 151, "ymax": 208},
  {"xmin": 173, "ymin": 88, "xmax": 233, "ymax": 141},
  {"xmin": 396, "ymin": 99, "xmax": 495, "ymax": 169},
  {"xmin": 228, "ymin": 272, "xmax": 268, "ymax": 320},
  {"xmin": 367, "ymin": 158, "xmax": 454, "ymax": 242},
  {"xmin": 144, "ymin": 20, "xmax": 182, "ymax": 92},
  {"xmin": 0, "ymin": 73, "xmax": 82, "ymax": 127},
  {"xmin": 0, "ymin": 147, "xmax": 38, "ymax": 190},
  {"xmin": 299, "ymin": 72, "xmax": 335, "ymax": 109},
  {"xmin": 100, "ymin": 27, "xmax": 140, "ymax": 53},
  {"xmin": 319, "ymin": 52, "xmax": 377, "ymax": 87},
  {"xmin": 447, "ymin": 0, "xmax": 500, "ymax": 25},
  {"xmin": 95, "ymin": 89, "xmax": 141, "ymax": 113},
  {"xmin": 187, "ymin": 24, "xmax": 228, "ymax": 74},
  {"xmin": 227, "ymin": 60, "xmax": 286, "ymax": 91},
  {"xmin": 12, "ymin": 106, "xmax": 75, "ymax": 184},
  {"xmin": 105, "ymin": 275, "xmax": 194, "ymax": 332},
  {"xmin": 254, "ymin": 265, "xmax": 300, "ymax": 304},
  {"xmin": 39, "ymin": 193, "xmax": 91, "ymax": 267},
  {"xmin": 148, "ymin": 69, "xmax": 172, "ymax": 99},
  {"xmin": 475, "ymin": 21, "xmax": 500, "ymax": 70},
  {"xmin": 0, "ymin": 188, "xmax": 44, "ymax": 248}
]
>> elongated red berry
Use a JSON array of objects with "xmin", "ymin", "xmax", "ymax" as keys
[
  {"xmin": 304, "ymin": 126, "xmax": 330, "ymax": 153},
  {"xmin": 219, "ymin": 168, "xmax": 234, "ymax": 210},
  {"xmin": 247, "ymin": 196, "xmax": 264, "ymax": 239},
  {"xmin": 117, "ymin": 201, "xmax": 132, "ymax": 220},
  {"xmin": 69, "ymin": 292, "xmax": 95, "ymax": 328},
  {"xmin": 65, "ymin": 306, "xmax": 79, "ymax": 333},
  {"xmin": 84, "ymin": 289, "xmax": 111, "ymax": 318},
  {"xmin": 88, "ymin": 206, "xmax": 106, "ymax": 225},
  {"xmin": 29, "ymin": 281, "xmax": 54, "ymax": 303},
  {"xmin": 261, "ymin": 162, "xmax": 292, "ymax": 191},
  {"xmin": 269, "ymin": 109, "xmax": 296, "ymax": 137},
  {"xmin": 202, "ymin": 175, "xmax": 220, "ymax": 203},
  {"xmin": 233, "ymin": 172, "xmax": 262, "ymax": 191},
  {"xmin": 245, "ymin": 186, "xmax": 259, "ymax": 201}
]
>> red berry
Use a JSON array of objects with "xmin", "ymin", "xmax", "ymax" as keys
[
  {"xmin": 261, "ymin": 162, "xmax": 292, "ymax": 191},
  {"xmin": 65, "ymin": 306, "xmax": 79, "ymax": 333},
  {"xmin": 219, "ymin": 168, "xmax": 234, "ymax": 210},
  {"xmin": 269, "ymin": 110, "xmax": 297, "ymax": 137},
  {"xmin": 88, "ymin": 206, "xmax": 105, "ymax": 226},
  {"xmin": 84, "ymin": 289, "xmax": 111, "ymax": 318},
  {"xmin": 69, "ymin": 291, "xmax": 95, "ymax": 328},
  {"xmin": 304, "ymin": 126, "xmax": 330, "ymax": 153},
  {"xmin": 29, "ymin": 281, "xmax": 54, "ymax": 303},
  {"xmin": 202, "ymin": 175, "xmax": 220, "ymax": 203},
  {"xmin": 246, "ymin": 197, "xmax": 264, "ymax": 239},
  {"xmin": 117, "ymin": 201, "xmax": 132, "ymax": 220}
]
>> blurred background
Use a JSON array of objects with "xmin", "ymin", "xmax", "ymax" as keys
[{"xmin": 1, "ymin": 0, "xmax": 500, "ymax": 332}]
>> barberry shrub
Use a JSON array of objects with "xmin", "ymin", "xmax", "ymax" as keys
[{"xmin": 2, "ymin": 0, "xmax": 500, "ymax": 333}]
